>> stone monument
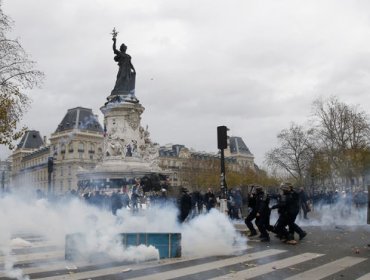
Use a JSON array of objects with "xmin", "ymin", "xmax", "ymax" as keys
[{"xmin": 77, "ymin": 29, "xmax": 164, "ymax": 190}]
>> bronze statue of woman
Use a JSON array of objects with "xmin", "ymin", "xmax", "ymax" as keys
[{"xmin": 111, "ymin": 30, "xmax": 136, "ymax": 96}]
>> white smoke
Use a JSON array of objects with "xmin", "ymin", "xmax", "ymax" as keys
[
  {"xmin": 296, "ymin": 200, "xmax": 368, "ymax": 228},
  {"xmin": 181, "ymin": 209, "xmax": 246, "ymax": 257},
  {"xmin": 0, "ymin": 188, "xmax": 246, "ymax": 279},
  {"xmin": 269, "ymin": 196, "xmax": 368, "ymax": 230}
]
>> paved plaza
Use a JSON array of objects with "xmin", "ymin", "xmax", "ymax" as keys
[{"xmin": 1, "ymin": 225, "xmax": 370, "ymax": 280}]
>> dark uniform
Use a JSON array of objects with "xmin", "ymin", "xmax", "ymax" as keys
[
  {"xmin": 255, "ymin": 188, "xmax": 271, "ymax": 242},
  {"xmin": 178, "ymin": 188, "xmax": 192, "ymax": 223},
  {"xmin": 285, "ymin": 187, "xmax": 306, "ymax": 241},
  {"xmin": 271, "ymin": 184, "xmax": 306, "ymax": 243},
  {"xmin": 204, "ymin": 189, "xmax": 216, "ymax": 211},
  {"xmin": 111, "ymin": 191, "xmax": 123, "ymax": 215},
  {"xmin": 245, "ymin": 187, "xmax": 258, "ymax": 236},
  {"xmin": 271, "ymin": 189, "xmax": 290, "ymax": 240},
  {"xmin": 299, "ymin": 188, "xmax": 310, "ymax": 219}
]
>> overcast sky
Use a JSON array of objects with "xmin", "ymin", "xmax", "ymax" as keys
[{"xmin": 2, "ymin": 0, "xmax": 370, "ymax": 167}]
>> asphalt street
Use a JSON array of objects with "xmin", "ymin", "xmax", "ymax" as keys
[
  {"xmin": 1, "ymin": 224, "xmax": 370, "ymax": 280},
  {"xmin": 240, "ymin": 224, "xmax": 370, "ymax": 280}
]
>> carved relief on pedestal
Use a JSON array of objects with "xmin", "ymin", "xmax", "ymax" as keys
[
  {"xmin": 101, "ymin": 102, "xmax": 158, "ymax": 166},
  {"xmin": 127, "ymin": 110, "xmax": 140, "ymax": 131},
  {"xmin": 105, "ymin": 134, "xmax": 126, "ymax": 158},
  {"xmin": 139, "ymin": 125, "xmax": 159, "ymax": 166}
]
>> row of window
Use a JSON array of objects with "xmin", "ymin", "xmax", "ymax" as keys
[
  {"xmin": 54, "ymin": 142, "xmax": 102, "ymax": 154},
  {"xmin": 24, "ymin": 155, "xmax": 49, "ymax": 169}
]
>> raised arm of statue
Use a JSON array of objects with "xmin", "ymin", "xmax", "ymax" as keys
[{"xmin": 112, "ymin": 37, "xmax": 119, "ymax": 54}]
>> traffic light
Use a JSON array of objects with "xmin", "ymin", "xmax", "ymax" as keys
[
  {"xmin": 217, "ymin": 126, "xmax": 228, "ymax": 150},
  {"xmin": 47, "ymin": 157, "xmax": 54, "ymax": 173}
]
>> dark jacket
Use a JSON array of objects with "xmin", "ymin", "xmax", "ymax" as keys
[{"xmin": 256, "ymin": 192, "xmax": 270, "ymax": 216}]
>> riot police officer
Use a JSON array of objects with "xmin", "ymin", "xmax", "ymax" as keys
[
  {"xmin": 271, "ymin": 183, "xmax": 306, "ymax": 244},
  {"xmin": 255, "ymin": 186, "xmax": 271, "ymax": 242},
  {"xmin": 245, "ymin": 186, "xmax": 258, "ymax": 237}
]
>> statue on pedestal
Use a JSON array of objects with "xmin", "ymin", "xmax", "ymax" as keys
[{"xmin": 111, "ymin": 28, "xmax": 136, "ymax": 97}]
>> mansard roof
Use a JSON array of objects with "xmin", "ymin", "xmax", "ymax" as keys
[
  {"xmin": 229, "ymin": 136, "xmax": 253, "ymax": 155},
  {"xmin": 17, "ymin": 130, "xmax": 44, "ymax": 149},
  {"xmin": 159, "ymin": 144, "xmax": 186, "ymax": 157},
  {"xmin": 55, "ymin": 107, "xmax": 103, "ymax": 133}
]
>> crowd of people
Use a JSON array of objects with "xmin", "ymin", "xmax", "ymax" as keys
[
  {"xmin": 27, "ymin": 181, "xmax": 368, "ymax": 242},
  {"xmin": 309, "ymin": 189, "xmax": 368, "ymax": 210}
]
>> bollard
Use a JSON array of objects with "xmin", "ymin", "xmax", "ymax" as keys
[
  {"xmin": 219, "ymin": 198, "xmax": 228, "ymax": 215},
  {"xmin": 367, "ymin": 185, "xmax": 370, "ymax": 249}
]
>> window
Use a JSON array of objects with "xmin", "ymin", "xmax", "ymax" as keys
[
  {"xmin": 78, "ymin": 142, "xmax": 84, "ymax": 159},
  {"xmin": 78, "ymin": 142, "xmax": 84, "ymax": 152},
  {"xmin": 68, "ymin": 143, "xmax": 74, "ymax": 153},
  {"xmin": 89, "ymin": 143, "xmax": 95, "ymax": 154},
  {"xmin": 61, "ymin": 143, "xmax": 66, "ymax": 154}
]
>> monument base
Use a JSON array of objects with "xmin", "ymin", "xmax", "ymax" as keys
[{"xmin": 77, "ymin": 158, "xmax": 169, "ymax": 191}]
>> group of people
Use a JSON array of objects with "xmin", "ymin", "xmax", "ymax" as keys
[
  {"xmin": 245, "ymin": 183, "xmax": 307, "ymax": 244},
  {"xmin": 79, "ymin": 184, "xmax": 144, "ymax": 215},
  {"xmin": 310, "ymin": 189, "xmax": 368, "ymax": 210},
  {"xmin": 177, "ymin": 187, "xmax": 218, "ymax": 223}
]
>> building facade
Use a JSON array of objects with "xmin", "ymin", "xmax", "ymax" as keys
[
  {"xmin": 0, "ymin": 159, "xmax": 11, "ymax": 192},
  {"xmin": 10, "ymin": 107, "xmax": 255, "ymax": 194},
  {"xmin": 159, "ymin": 137, "xmax": 255, "ymax": 189},
  {"xmin": 11, "ymin": 107, "xmax": 104, "ymax": 194}
]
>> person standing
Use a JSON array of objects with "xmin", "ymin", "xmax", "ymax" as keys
[
  {"xmin": 111, "ymin": 190, "xmax": 123, "ymax": 215},
  {"xmin": 178, "ymin": 188, "xmax": 192, "ymax": 223},
  {"xmin": 299, "ymin": 187, "xmax": 310, "ymax": 219},
  {"xmin": 204, "ymin": 188, "xmax": 216, "ymax": 212},
  {"xmin": 120, "ymin": 187, "xmax": 130, "ymax": 209},
  {"xmin": 234, "ymin": 188, "xmax": 243, "ymax": 220},
  {"xmin": 131, "ymin": 184, "xmax": 140, "ymax": 213}
]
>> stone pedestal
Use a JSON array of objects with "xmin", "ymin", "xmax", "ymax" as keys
[
  {"xmin": 77, "ymin": 98, "xmax": 165, "ymax": 190},
  {"xmin": 101, "ymin": 101, "xmax": 159, "ymax": 166}
]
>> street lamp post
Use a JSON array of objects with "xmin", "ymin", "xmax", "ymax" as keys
[
  {"xmin": 47, "ymin": 157, "xmax": 54, "ymax": 195},
  {"xmin": 367, "ymin": 185, "xmax": 370, "ymax": 224},
  {"xmin": 217, "ymin": 126, "xmax": 228, "ymax": 215},
  {"xmin": 217, "ymin": 126, "xmax": 228, "ymax": 194},
  {"xmin": 1, "ymin": 170, "xmax": 4, "ymax": 193}
]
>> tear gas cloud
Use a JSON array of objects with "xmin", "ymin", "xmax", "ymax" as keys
[
  {"xmin": 269, "ymin": 195, "xmax": 368, "ymax": 229},
  {"xmin": 0, "ymin": 187, "xmax": 247, "ymax": 279}
]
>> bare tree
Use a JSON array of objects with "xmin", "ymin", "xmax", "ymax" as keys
[
  {"xmin": 0, "ymin": 2, "xmax": 44, "ymax": 149},
  {"xmin": 265, "ymin": 122, "xmax": 315, "ymax": 186},
  {"xmin": 312, "ymin": 96, "xmax": 370, "ymax": 188}
]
